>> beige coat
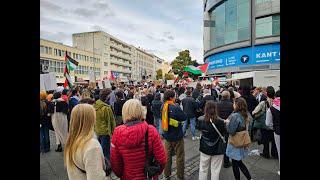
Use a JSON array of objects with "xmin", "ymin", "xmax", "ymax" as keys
[{"xmin": 66, "ymin": 138, "xmax": 110, "ymax": 180}]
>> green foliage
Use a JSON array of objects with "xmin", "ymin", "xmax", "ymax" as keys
[
  {"xmin": 156, "ymin": 69, "xmax": 163, "ymax": 80},
  {"xmin": 170, "ymin": 50, "xmax": 197, "ymax": 77},
  {"xmin": 165, "ymin": 73, "xmax": 174, "ymax": 80}
]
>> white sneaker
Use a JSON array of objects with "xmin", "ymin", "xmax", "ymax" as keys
[{"xmin": 192, "ymin": 136, "xmax": 200, "ymax": 141}]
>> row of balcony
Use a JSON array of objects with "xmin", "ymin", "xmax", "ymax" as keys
[
  {"xmin": 110, "ymin": 42, "xmax": 132, "ymax": 54},
  {"xmin": 110, "ymin": 50, "xmax": 132, "ymax": 62}
]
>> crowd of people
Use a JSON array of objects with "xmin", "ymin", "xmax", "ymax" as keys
[{"xmin": 40, "ymin": 80, "xmax": 280, "ymax": 180}]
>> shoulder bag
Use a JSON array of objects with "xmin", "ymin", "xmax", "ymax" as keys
[
  {"xmin": 228, "ymin": 115, "xmax": 251, "ymax": 148},
  {"xmin": 144, "ymin": 127, "xmax": 161, "ymax": 179},
  {"xmin": 74, "ymin": 158, "xmax": 112, "ymax": 176}
]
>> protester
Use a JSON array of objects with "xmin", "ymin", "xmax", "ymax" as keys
[
  {"xmin": 93, "ymin": 89, "xmax": 116, "ymax": 160},
  {"xmin": 61, "ymin": 89, "xmax": 69, "ymax": 102},
  {"xmin": 141, "ymin": 96, "xmax": 154, "ymax": 125},
  {"xmin": 182, "ymin": 89, "xmax": 200, "ymax": 140},
  {"xmin": 109, "ymin": 85, "xmax": 117, "ymax": 108},
  {"xmin": 162, "ymin": 90, "xmax": 187, "ymax": 180},
  {"xmin": 266, "ymin": 89, "xmax": 280, "ymax": 175},
  {"xmin": 151, "ymin": 93, "xmax": 163, "ymax": 135},
  {"xmin": 110, "ymin": 99, "xmax": 167, "ymax": 179},
  {"xmin": 197, "ymin": 101, "xmax": 226, "ymax": 180},
  {"xmin": 48, "ymin": 92, "xmax": 69, "ymax": 152},
  {"xmin": 192, "ymin": 83, "xmax": 202, "ymax": 100},
  {"xmin": 69, "ymin": 89, "xmax": 80, "ymax": 114},
  {"xmin": 40, "ymin": 91, "xmax": 50, "ymax": 153},
  {"xmin": 253, "ymin": 86, "xmax": 278, "ymax": 159},
  {"xmin": 64, "ymin": 104, "xmax": 110, "ymax": 180},
  {"xmin": 78, "ymin": 98, "xmax": 95, "ymax": 105},
  {"xmin": 226, "ymin": 97, "xmax": 252, "ymax": 180},
  {"xmin": 241, "ymin": 85, "xmax": 258, "ymax": 117},
  {"xmin": 216, "ymin": 90, "xmax": 234, "ymax": 168},
  {"xmin": 254, "ymin": 87, "xmax": 267, "ymax": 103},
  {"xmin": 199, "ymin": 88, "xmax": 215, "ymax": 112},
  {"xmin": 113, "ymin": 90, "xmax": 126, "ymax": 126}
]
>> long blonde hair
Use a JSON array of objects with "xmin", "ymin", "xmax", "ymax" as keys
[{"xmin": 64, "ymin": 104, "xmax": 96, "ymax": 171}]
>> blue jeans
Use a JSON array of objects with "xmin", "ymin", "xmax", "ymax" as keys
[
  {"xmin": 154, "ymin": 117, "xmax": 163, "ymax": 136},
  {"xmin": 40, "ymin": 125, "xmax": 50, "ymax": 152},
  {"xmin": 183, "ymin": 117, "xmax": 196, "ymax": 137},
  {"xmin": 98, "ymin": 135, "xmax": 110, "ymax": 160}
]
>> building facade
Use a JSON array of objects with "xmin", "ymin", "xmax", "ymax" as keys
[
  {"xmin": 72, "ymin": 31, "xmax": 134, "ymax": 82},
  {"xmin": 203, "ymin": 0, "xmax": 280, "ymax": 75},
  {"xmin": 40, "ymin": 39, "xmax": 102, "ymax": 83},
  {"xmin": 161, "ymin": 61, "xmax": 172, "ymax": 79},
  {"xmin": 132, "ymin": 47, "xmax": 158, "ymax": 81}
]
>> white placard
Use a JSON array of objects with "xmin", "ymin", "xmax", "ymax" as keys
[
  {"xmin": 41, "ymin": 73, "xmax": 57, "ymax": 91},
  {"xmin": 89, "ymin": 70, "xmax": 95, "ymax": 82},
  {"xmin": 98, "ymin": 81, "xmax": 104, "ymax": 89},
  {"xmin": 40, "ymin": 75, "xmax": 45, "ymax": 91},
  {"xmin": 167, "ymin": 80, "xmax": 174, "ymax": 86},
  {"xmin": 103, "ymin": 80, "xmax": 111, "ymax": 89}
]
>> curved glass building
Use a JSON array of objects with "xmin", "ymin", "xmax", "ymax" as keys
[{"xmin": 203, "ymin": 0, "xmax": 280, "ymax": 75}]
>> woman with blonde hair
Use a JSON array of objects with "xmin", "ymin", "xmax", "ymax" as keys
[
  {"xmin": 64, "ymin": 104, "xmax": 110, "ymax": 180},
  {"xmin": 110, "ymin": 99, "xmax": 167, "ymax": 179}
]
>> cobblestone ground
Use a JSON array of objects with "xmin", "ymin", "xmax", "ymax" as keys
[{"xmin": 41, "ymin": 129, "xmax": 279, "ymax": 180}]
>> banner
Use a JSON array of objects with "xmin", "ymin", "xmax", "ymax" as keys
[{"xmin": 40, "ymin": 73, "xmax": 57, "ymax": 91}]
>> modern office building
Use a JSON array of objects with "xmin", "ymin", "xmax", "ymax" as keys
[
  {"xmin": 203, "ymin": 0, "xmax": 280, "ymax": 77},
  {"xmin": 40, "ymin": 39, "xmax": 102, "ymax": 83}
]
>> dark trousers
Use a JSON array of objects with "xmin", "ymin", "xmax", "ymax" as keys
[
  {"xmin": 231, "ymin": 159, "xmax": 251, "ymax": 180},
  {"xmin": 98, "ymin": 135, "xmax": 110, "ymax": 160},
  {"xmin": 261, "ymin": 129, "xmax": 278, "ymax": 158},
  {"xmin": 40, "ymin": 125, "xmax": 50, "ymax": 153},
  {"xmin": 223, "ymin": 133, "xmax": 230, "ymax": 164}
]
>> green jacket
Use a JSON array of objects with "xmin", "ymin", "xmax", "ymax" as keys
[{"xmin": 93, "ymin": 100, "xmax": 116, "ymax": 136}]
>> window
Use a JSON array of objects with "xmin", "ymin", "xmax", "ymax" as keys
[
  {"xmin": 210, "ymin": 0, "xmax": 250, "ymax": 48},
  {"xmin": 104, "ymin": 62, "xmax": 108, "ymax": 66},
  {"xmin": 40, "ymin": 46, "xmax": 45, "ymax": 54},
  {"xmin": 256, "ymin": 15, "xmax": 280, "ymax": 38},
  {"xmin": 54, "ymin": 49, "xmax": 58, "ymax": 56},
  {"xmin": 58, "ymin": 50, "xmax": 62, "ymax": 57},
  {"xmin": 104, "ymin": 71, "xmax": 108, "ymax": 75},
  {"xmin": 73, "ymin": 53, "xmax": 75, "ymax": 58}
]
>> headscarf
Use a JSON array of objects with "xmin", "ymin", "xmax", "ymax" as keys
[
  {"xmin": 161, "ymin": 100, "xmax": 174, "ymax": 132},
  {"xmin": 273, "ymin": 97, "xmax": 280, "ymax": 107}
]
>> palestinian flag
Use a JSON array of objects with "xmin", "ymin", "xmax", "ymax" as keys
[
  {"xmin": 199, "ymin": 63, "xmax": 208, "ymax": 73},
  {"xmin": 63, "ymin": 53, "xmax": 79, "ymax": 88},
  {"xmin": 183, "ymin": 65, "xmax": 203, "ymax": 75}
]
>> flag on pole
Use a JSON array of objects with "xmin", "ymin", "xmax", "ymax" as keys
[
  {"xmin": 183, "ymin": 65, "xmax": 202, "ymax": 75},
  {"xmin": 64, "ymin": 52, "xmax": 79, "ymax": 88},
  {"xmin": 199, "ymin": 63, "xmax": 208, "ymax": 73}
]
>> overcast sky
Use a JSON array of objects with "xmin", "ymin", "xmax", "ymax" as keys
[{"xmin": 40, "ymin": 0, "xmax": 203, "ymax": 63}]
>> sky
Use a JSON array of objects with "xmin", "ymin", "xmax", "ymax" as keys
[{"xmin": 40, "ymin": 0, "xmax": 204, "ymax": 63}]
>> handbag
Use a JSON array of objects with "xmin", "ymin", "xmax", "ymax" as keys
[
  {"xmin": 74, "ymin": 158, "xmax": 112, "ymax": 176},
  {"xmin": 144, "ymin": 127, "xmax": 161, "ymax": 179},
  {"xmin": 228, "ymin": 117, "xmax": 251, "ymax": 148}
]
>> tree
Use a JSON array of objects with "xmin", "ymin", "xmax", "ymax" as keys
[
  {"xmin": 156, "ymin": 69, "xmax": 163, "ymax": 80},
  {"xmin": 165, "ymin": 73, "xmax": 174, "ymax": 80},
  {"xmin": 170, "ymin": 50, "xmax": 197, "ymax": 77}
]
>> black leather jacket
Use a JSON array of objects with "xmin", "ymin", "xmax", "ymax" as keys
[{"xmin": 197, "ymin": 117, "xmax": 226, "ymax": 155}]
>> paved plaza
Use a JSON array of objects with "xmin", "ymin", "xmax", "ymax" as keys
[{"xmin": 40, "ymin": 129, "xmax": 279, "ymax": 180}]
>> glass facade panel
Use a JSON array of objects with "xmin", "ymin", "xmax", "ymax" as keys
[
  {"xmin": 272, "ymin": 15, "xmax": 280, "ymax": 35},
  {"xmin": 210, "ymin": 0, "xmax": 250, "ymax": 48},
  {"xmin": 256, "ymin": 17, "xmax": 272, "ymax": 37}
]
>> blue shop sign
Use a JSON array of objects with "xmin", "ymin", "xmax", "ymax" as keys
[{"xmin": 206, "ymin": 43, "xmax": 280, "ymax": 70}]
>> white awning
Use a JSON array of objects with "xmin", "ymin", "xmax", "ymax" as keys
[{"xmin": 226, "ymin": 71, "xmax": 254, "ymax": 81}]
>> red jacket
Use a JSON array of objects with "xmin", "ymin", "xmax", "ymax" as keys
[{"xmin": 111, "ymin": 120, "xmax": 167, "ymax": 180}]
